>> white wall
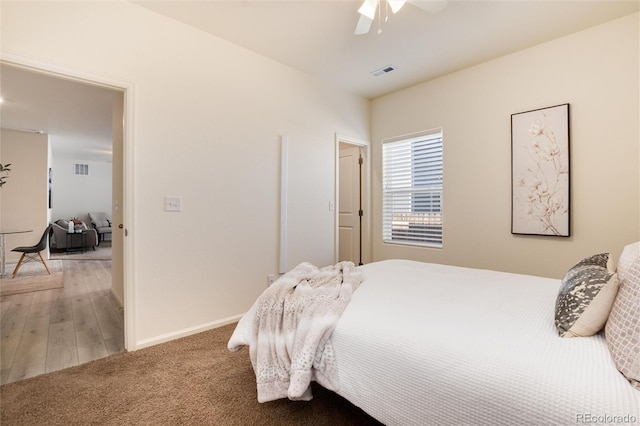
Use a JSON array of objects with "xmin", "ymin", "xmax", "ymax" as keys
[
  {"xmin": 0, "ymin": 1, "xmax": 369, "ymax": 346},
  {"xmin": 50, "ymin": 156, "xmax": 112, "ymax": 225},
  {"xmin": 371, "ymin": 13, "xmax": 639, "ymax": 278},
  {"xmin": 0, "ymin": 129, "xmax": 49, "ymax": 263}
]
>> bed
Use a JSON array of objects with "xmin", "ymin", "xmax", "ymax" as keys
[{"xmin": 229, "ymin": 248, "xmax": 640, "ymax": 425}]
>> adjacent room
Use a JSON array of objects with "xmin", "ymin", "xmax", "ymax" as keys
[
  {"xmin": 0, "ymin": 0, "xmax": 638, "ymax": 424},
  {"xmin": 0, "ymin": 66, "xmax": 123, "ymax": 385}
]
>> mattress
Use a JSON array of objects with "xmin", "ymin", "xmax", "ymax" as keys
[{"xmin": 331, "ymin": 259, "xmax": 640, "ymax": 426}]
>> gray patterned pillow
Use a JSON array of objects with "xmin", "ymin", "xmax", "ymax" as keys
[
  {"xmin": 606, "ymin": 248, "xmax": 640, "ymax": 390},
  {"xmin": 555, "ymin": 253, "xmax": 619, "ymax": 337}
]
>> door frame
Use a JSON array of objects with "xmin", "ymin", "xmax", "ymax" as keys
[
  {"xmin": 334, "ymin": 133, "xmax": 371, "ymax": 265},
  {"xmin": 1, "ymin": 53, "xmax": 136, "ymax": 351}
]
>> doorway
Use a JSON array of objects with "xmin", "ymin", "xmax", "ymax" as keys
[
  {"xmin": 0, "ymin": 59, "xmax": 131, "ymax": 372},
  {"xmin": 338, "ymin": 143, "xmax": 362, "ymax": 264},
  {"xmin": 335, "ymin": 135, "xmax": 370, "ymax": 265}
]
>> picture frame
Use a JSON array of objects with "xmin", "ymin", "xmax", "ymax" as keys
[
  {"xmin": 48, "ymin": 167, "xmax": 53, "ymax": 209},
  {"xmin": 511, "ymin": 103, "xmax": 570, "ymax": 236}
]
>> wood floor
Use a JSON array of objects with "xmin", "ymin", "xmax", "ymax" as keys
[{"xmin": 0, "ymin": 259, "xmax": 124, "ymax": 385}]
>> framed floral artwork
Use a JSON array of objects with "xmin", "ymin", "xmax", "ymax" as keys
[{"xmin": 511, "ymin": 103, "xmax": 570, "ymax": 236}]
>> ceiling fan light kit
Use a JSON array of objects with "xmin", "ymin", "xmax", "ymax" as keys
[{"xmin": 355, "ymin": 0, "xmax": 447, "ymax": 35}]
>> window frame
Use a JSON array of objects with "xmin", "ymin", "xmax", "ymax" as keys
[{"xmin": 382, "ymin": 128, "xmax": 444, "ymax": 248}]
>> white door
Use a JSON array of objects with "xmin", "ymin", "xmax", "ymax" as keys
[
  {"xmin": 111, "ymin": 91, "xmax": 125, "ymax": 308},
  {"xmin": 338, "ymin": 144, "xmax": 362, "ymax": 264}
]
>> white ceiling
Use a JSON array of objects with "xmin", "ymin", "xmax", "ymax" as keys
[
  {"xmin": 135, "ymin": 0, "xmax": 639, "ymax": 99},
  {"xmin": 1, "ymin": 0, "xmax": 638, "ymax": 161},
  {"xmin": 1, "ymin": 64, "xmax": 118, "ymax": 162}
]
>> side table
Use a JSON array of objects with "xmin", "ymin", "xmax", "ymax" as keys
[{"xmin": 66, "ymin": 231, "xmax": 87, "ymax": 253}]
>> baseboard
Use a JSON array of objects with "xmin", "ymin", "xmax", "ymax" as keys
[
  {"xmin": 135, "ymin": 314, "xmax": 243, "ymax": 350},
  {"xmin": 110, "ymin": 287, "xmax": 124, "ymax": 308}
]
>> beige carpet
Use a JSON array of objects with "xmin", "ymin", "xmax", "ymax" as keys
[
  {"xmin": 0, "ymin": 259, "xmax": 64, "ymax": 295},
  {"xmin": 0, "ymin": 323, "xmax": 381, "ymax": 426},
  {"xmin": 49, "ymin": 241, "xmax": 111, "ymax": 261}
]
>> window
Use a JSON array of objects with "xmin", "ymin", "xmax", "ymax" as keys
[{"xmin": 382, "ymin": 129, "xmax": 443, "ymax": 248}]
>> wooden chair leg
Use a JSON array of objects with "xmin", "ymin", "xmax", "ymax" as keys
[
  {"xmin": 11, "ymin": 253, "xmax": 26, "ymax": 279},
  {"xmin": 38, "ymin": 252, "xmax": 52, "ymax": 275}
]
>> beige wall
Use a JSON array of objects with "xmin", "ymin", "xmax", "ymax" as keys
[
  {"xmin": 0, "ymin": 129, "xmax": 49, "ymax": 264},
  {"xmin": 371, "ymin": 13, "xmax": 640, "ymax": 278},
  {"xmin": 0, "ymin": 1, "xmax": 369, "ymax": 346}
]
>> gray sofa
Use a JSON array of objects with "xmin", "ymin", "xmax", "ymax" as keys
[{"xmin": 50, "ymin": 219, "xmax": 98, "ymax": 251}]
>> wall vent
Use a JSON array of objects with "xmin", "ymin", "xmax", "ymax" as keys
[
  {"xmin": 74, "ymin": 163, "xmax": 89, "ymax": 176},
  {"xmin": 371, "ymin": 65, "xmax": 397, "ymax": 77}
]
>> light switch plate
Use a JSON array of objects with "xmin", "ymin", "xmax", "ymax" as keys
[{"xmin": 165, "ymin": 196, "xmax": 182, "ymax": 212}]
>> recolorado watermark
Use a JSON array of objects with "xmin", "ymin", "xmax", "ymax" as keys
[{"xmin": 576, "ymin": 413, "xmax": 638, "ymax": 424}]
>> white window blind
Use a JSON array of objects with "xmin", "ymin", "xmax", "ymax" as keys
[{"xmin": 382, "ymin": 129, "xmax": 443, "ymax": 247}]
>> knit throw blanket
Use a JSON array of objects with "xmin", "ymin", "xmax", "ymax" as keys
[{"xmin": 228, "ymin": 261, "xmax": 363, "ymax": 402}]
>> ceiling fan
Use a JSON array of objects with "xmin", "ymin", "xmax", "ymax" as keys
[{"xmin": 355, "ymin": 0, "xmax": 448, "ymax": 35}]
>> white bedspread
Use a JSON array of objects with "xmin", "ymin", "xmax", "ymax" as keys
[
  {"xmin": 332, "ymin": 260, "xmax": 640, "ymax": 426},
  {"xmin": 228, "ymin": 261, "xmax": 362, "ymax": 402}
]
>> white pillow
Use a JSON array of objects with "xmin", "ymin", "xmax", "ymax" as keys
[
  {"xmin": 617, "ymin": 241, "xmax": 639, "ymax": 284},
  {"xmin": 606, "ymin": 245, "xmax": 640, "ymax": 390}
]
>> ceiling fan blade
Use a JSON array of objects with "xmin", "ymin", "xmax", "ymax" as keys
[
  {"xmin": 357, "ymin": 0, "xmax": 378, "ymax": 20},
  {"xmin": 407, "ymin": 0, "xmax": 448, "ymax": 14},
  {"xmin": 354, "ymin": 14, "xmax": 374, "ymax": 35},
  {"xmin": 388, "ymin": 0, "xmax": 406, "ymax": 14}
]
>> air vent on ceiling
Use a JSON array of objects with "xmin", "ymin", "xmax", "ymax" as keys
[
  {"xmin": 371, "ymin": 65, "xmax": 397, "ymax": 77},
  {"xmin": 74, "ymin": 163, "xmax": 89, "ymax": 176}
]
